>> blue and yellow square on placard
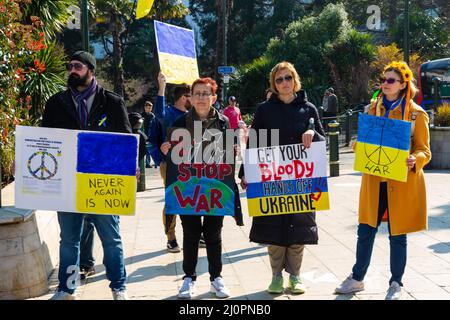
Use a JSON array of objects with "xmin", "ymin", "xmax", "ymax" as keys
[{"xmin": 75, "ymin": 132, "xmax": 138, "ymax": 215}]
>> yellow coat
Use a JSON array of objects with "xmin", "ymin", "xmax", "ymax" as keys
[{"xmin": 356, "ymin": 99, "xmax": 431, "ymax": 235}]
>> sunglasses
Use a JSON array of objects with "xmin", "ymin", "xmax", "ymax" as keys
[
  {"xmin": 380, "ymin": 77, "xmax": 402, "ymax": 84},
  {"xmin": 275, "ymin": 75, "xmax": 293, "ymax": 84},
  {"xmin": 192, "ymin": 92, "xmax": 212, "ymax": 98},
  {"xmin": 67, "ymin": 62, "xmax": 86, "ymax": 71}
]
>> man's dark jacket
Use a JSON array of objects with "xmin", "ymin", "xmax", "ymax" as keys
[{"xmin": 42, "ymin": 86, "xmax": 132, "ymax": 134}]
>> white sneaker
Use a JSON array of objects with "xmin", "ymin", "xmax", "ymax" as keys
[
  {"xmin": 385, "ymin": 281, "xmax": 402, "ymax": 300},
  {"xmin": 50, "ymin": 291, "xmax": 76, "ymax": 300},
  {"xmin": 112, "ymin": 289, "xmax": 129, "ymax": 300},
  {"xmin": 335, "ymin": 274, "xmax": 365, "ymax": 294},
  {"xmin": 210, "ymin": 277, "xmax": 230, "ymax": 299},
  {"xmin": 178, "ymin": 277, "xmax": 196, "ymax": 299}
]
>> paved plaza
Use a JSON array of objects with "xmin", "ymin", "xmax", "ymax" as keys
[{"xmin": 3, "ymin": 152, "xmax": 450, "ymax": 300}]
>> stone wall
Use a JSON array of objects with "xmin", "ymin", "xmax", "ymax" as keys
[
  {"xmin": 428, "ymin": 127, "xmax": 450, "ymax": 169},
  {"xmin": 0, "ymin": 208, "xmax": 60, "ymax": 300}
]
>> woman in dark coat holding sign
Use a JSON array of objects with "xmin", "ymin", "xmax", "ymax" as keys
[
  {"xmin": 240, "ymin": 61, "xmax": 325, "ymax": 295},
  {"xmin": 161, "ymin": 77, "xmax": 242, "ymax": 300}
]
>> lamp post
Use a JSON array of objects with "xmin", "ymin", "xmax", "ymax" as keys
[
  {"xmin": 403, "ymin": 0, "xmax": 410, "ymax": 64},
  {"xmin": 221, "ymin": 0, "xmax": 228, "ymax": 104},
  {"xmin": 81, "ymin": 0, "xmax": 89, "ymax": 51}
]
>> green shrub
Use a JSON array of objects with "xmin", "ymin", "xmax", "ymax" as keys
[
  {"xmin": 434, "ymin": 102, "xmax": 450, "ymax": 127},
  {"xmin": 242, "ymin": 113, "xmax": 255, "ymax": 126}
]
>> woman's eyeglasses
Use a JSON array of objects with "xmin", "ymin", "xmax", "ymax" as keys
[
  {"xmin": 275, "ymin": 75, "xmax": 293, "ymax": 85},
  {"xmin": 67, "ymin": 62, "xmax": 86, "ymax": 71},
  {"xmin": 380, "ymin": 77, "xmax": 402, "ymax": 84},
  {"xmin": 192, "ymin": 92, "xmax": 212, "ymax": 98}
]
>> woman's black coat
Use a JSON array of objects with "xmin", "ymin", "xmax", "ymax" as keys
[{"xmin": 239, "ymin": 90, "xmax": 326, "ymax": 246}]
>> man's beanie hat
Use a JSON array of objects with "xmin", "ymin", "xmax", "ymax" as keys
[
  {"xmin": 128, "ymin": 112, "xmax": 143, "ymax": 127},
  {"xmin": 70, "ymin": 51, "xmax": 96, "ymax": 70}
]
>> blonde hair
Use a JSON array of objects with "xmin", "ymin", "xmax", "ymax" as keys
[{"xmin": 269, "ymin": 61, "xmax": 302, "ymax": 94}]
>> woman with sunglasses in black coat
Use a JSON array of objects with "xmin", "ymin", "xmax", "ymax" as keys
[{"xmin": 239, "ymin": 61, "xmax": 326, "ymax": 295}]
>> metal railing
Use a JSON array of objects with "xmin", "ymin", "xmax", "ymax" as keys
[{"xmin": 318, "ymin": 107, "xmax": 363, "ymax": 147}]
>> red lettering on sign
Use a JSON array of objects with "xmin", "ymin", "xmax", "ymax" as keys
[{"xmin": 259, "ymin": 160, "xmax": 315, "ymax": 182}]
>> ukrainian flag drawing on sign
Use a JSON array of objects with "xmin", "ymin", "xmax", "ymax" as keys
[
  {"xmin": 154, "ymin": 20, "xmax": 199, "ymax": 85},
  {"xmin": 354, "ymin": 113, "xmax": 411, "ymax": 182},
  {"xmin": 14, "ymin": 126, "xmax": 139, "ymax": 216},
  {"xmin": 75, "ymin": 132, "xmax": 138, "ymax": 215},
  {"xmin": 243, "ymin": 141, "xmax": 330, "ymax": 217}
]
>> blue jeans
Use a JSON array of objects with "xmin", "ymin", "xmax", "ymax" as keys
[
  {"xmin": 57, "ymin": 212, "xmax": 127, "ymax": 293},
  {"xmin": 145, "ymin": 144, "xmax": 152, "ymax": 167},
  {"xmin": 80, "ymin": 216, "xmax": 95, "ymax": 268},
  {"xmin": 352, "ymin": 182, "xmax": 407, "ymax": 286},
  {"xmin": 146, "ymin": 143, "xmax": 161, "ymax": 168}
]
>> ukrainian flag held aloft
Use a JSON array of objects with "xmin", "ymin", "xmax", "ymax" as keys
[
  {"xmin": 154, "ymin": 20, "xmax": 200, "ymax": 85},
  {"xmin": 136, "ymin": 0, "xmax": 155, "ymax": 20}
]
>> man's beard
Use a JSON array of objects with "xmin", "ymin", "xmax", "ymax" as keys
[
  {"xmin": 185, "ymin": 100, "xmax": 193, "ymax": 110},
  {"xmin": 68, "ymin": 73, "xmax": 89, "ymax": 88}
]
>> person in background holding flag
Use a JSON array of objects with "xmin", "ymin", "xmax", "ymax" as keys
[
  {"xmin": 42, "ymin": 51, "xmax": 130, "ymax": 300},
  {"xmin": 239, "ymin": 61, "xmax": 325, "ymax": 295},
  {"xmin": 335, "ymin": 61, "xmax": 431, "ymax": 300}
]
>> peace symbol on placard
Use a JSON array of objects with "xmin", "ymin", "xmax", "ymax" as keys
[
  {"xmin": 364, "ymin": 120, "xmax": 400, "ymax": 166},
  {"xmin": 27, "ymin": 151, "xmax": 58, "ymax": 180}
]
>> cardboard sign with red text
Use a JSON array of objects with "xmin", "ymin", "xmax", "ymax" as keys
[
  {"xmin": 164, "ymin": 127, "xmax": 236, "ymax": 216},
  {"xmin": 243, "ymin": 141, "xmax": 329, "ymax": 217}
]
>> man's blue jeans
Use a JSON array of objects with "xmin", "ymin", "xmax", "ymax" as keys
[
  {"xmin": 80, "ymin": 215, "xmax": 95, "ymax": 269},
  {"xmin": 57, "ymin": 212, "xmax": 127, "ymax": 294},
  {"xmin": 351, "ymin": 182, "xmax": 407, "ymax": 286}
]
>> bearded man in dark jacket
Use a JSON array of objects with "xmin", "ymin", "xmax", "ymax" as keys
[{"xmin": 42, "ymin": 51, "xmax": 131, "ymax": 300}]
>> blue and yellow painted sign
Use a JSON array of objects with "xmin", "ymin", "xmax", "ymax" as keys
[
  {"xmin": 354, "ymin": 113, "xmax": 411, "ymax": 182},
  {"xmin": 154, "ymin": 20, "xmax": 199, "ymax": 85}
]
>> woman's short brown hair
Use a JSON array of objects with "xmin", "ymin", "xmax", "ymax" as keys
[
  {"xmin": 269, "ymin": 61, "xmax": 302, "ymax": 94},
  {"xmin": 191, "ymin": 77, "xmax": 218, "ymax": 95}
]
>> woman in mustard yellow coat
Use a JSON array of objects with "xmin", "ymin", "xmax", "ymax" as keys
[{"xmin": 335, "ymin": 61, "xmax": 431, "ymax": 300}]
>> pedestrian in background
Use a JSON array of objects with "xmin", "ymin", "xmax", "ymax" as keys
[
  {"xmin": 154, "ymin": 72, "xmax": 192, "ymax": 253},
  {"xmin": 141, "ymin": 101, "xmax": 159, "ymax": 168},
  {"xmin": 322, "ymin": 87, "xmax": 339, "ymax": 118}
]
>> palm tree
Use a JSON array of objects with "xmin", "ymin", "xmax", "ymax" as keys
[
  {"xmin": 93, "ymin": 0, "xmax": 188, "ymax": 98},
  {"xmin": 23, "ymin": 42, "xmax": 67, "ymax": 116},
  {"xmin": 23, "ymin": 0, "xmax": 79, "ymax": 39}
]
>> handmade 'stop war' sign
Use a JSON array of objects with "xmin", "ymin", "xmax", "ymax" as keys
[
  {"xmin": 154, "ymin": 20, "xmax": 199, "ymax": 85},
  {"xmin": 164, "ymin": 127, "xmax": 236, "ymax": 216},
  {"xmin": 243, "ymin": 141, "xmax": 329, "ymax": 217},
  {"xmin": 354, "ymin": 113, "xmax": 411, "ymax": 182},
  {"xmin": 15, "ymin": 126, "xmax": 139, "ymax": 215}
]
